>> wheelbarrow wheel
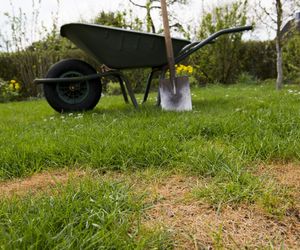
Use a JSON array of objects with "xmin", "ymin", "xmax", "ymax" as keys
[{"xmin": 44, "ymin": 59, "xmax": 102, "ymax": 113}]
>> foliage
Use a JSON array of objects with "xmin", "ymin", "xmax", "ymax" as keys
[
  {"xmin": 190, "ymin": 0, "xmax": 249, "ymax": 84},
  {"xmin": 239, "ymin": 40, "xmax": 277, "ymax": 80},
  {"xmin": 106, "ymin": 81, "xmax": 122, "ymax": 95},
  {"xmin": 0, "ymin": 78, "xmax": 22, "ymax": 102},
  {"xmin": 283, "ymin": 34, "xmax": 300, "ymax": 83},
  {"xmin": 93, "ymin": 10, "xmax": 143, "ymax": 31},
  {"xmin": 128, "ymin": 0, "xmax": 190, "ymax": 36},
  {"xmin": 235, "ymin": 72, "xmax": 258, "ymax": 84},
  {"xmin": 0, "ymin": 0, "xmax": 68, "ymax": 98}
]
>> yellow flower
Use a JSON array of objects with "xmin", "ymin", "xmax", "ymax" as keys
[
  {"xmin": 10, "ymin": 80, "xmax": 16, "ymax": 84},
  {"xmin": 15, "ymin": 83, "xmax": 21, "ymax": 90},
  {"xmin": 175, "ymin": 64, "xmax": 194, "ymax": 76},
  {"xmin": 187, "ymin": 66, "xmax": 193, "ymax": 74}
]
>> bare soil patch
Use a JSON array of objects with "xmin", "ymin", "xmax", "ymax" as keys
[
  {"xmin": 0, "ymin": 169, "xmax": 85, "ymax": 197},
  {"xmin": 143, "ymin": 175, "xmax": 300, "ymax": 249},
  {"xmin": 260, "ymin": 163, "xmax": 300, "ymax": 214},
  {"xmin": 260, "ymin": 163, "xmax": 300, "ymax": 189}
]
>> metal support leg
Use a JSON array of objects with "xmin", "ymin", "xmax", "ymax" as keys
[
  {"xmin": 156, "ymin": 90, "xmax": 161, "ymax": 107},
  {"xmin": 120, "ymin": 75, "xmax": 139, "ymax": 109},
  {"xmin": 143, "ymin": 70, "xmax": 155, "ymax": 103},
  {"xmin": 116, "ymin": 75, "xmax": 129, "ymax": 103},
  {"xmin": 156, "ymin": 69, "xmax": 166, "ymax": 107}
]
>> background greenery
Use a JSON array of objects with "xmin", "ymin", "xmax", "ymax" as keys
[{"xmin": 0, "ymin": 0, "xmax": 299, "ymax": 101}]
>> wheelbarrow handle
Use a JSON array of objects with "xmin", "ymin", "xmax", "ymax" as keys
[{"xmin": 175, "ymin": 25, "xmax": 253, "ymax": 64}]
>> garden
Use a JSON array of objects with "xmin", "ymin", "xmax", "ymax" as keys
[{"xmin": 0, "ymin": 0, "xmax": 300, "ymax": 249}]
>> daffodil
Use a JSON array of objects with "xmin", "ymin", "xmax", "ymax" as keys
[
  {"xmin": 15, "ymin": 83, "xmax": 21, "ymax": 90},
  {"xmin": 187, "ymin": 66, "xmax": 193, "ymax": 74},
  {"xmin": 174, "ymin": 64, "xmax": 195, "ymax": 77}
]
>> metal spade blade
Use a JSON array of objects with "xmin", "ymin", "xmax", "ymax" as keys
[{"xmin": 159, "ymin": 0, "xmax": 192, "ymax": 111}]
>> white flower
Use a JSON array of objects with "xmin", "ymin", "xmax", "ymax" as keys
[{"xmin": 75, "ymin": 115, "xmax": 83, "ymax": 119}]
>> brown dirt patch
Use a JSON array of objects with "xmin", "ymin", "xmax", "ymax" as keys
[
  {"xmin": 0, "ymin": 169, "xmax": 86, "ymax": 197},
  {"xmin": 260, "ymin": 163, "xmax": 300, "ymax": 212},
  {"xmin": 143, "ymin": 175, "xmax": 300, "ymax": 249},
  {"xmin": 260, "ymin": 163, "xmax": 300, "ymax": 189}
]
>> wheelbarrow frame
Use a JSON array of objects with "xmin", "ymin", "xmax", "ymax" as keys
[{"xmin": 34, "ymin": 25, "xmax": 253, "ymax": 109}]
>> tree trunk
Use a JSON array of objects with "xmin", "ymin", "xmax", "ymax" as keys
[
  {"xmin": 276, "ymin": 38, "xmax": 283, "ymax": 90},
  {"xmin": 275, "ymin": 0, "xmax": 283, "ymax": 90}
]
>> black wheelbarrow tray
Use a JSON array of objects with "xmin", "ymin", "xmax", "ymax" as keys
[{"xmin": 34, "ymin": 23, "xmax": 252, "ymax": 112}]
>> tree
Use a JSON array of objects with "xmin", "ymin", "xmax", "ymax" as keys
[
  {"xmin": 93, "ymin": 10, "xmax": 143, "ymax": 31},
  {"xmin": 256, "ymin": 0, "xmax": 300, "ymax": 90},
  {"xmin": 191, "ymin": 0, "xmax": 248, "ymax": 84},
  {"xmin": 128, "ymin": 0, "xmax": 189, "ymax": 35}
]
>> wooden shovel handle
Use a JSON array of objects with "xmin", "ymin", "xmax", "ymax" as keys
[{"xmin": 160, "ymin": 0, "xmax": 176, "ymax": 83}]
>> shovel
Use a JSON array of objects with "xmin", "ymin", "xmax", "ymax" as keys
[{"xmin": 159, "ymin": 0, "xmax": 192, "ymax": 111}]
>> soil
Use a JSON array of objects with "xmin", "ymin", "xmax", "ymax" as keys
[
  {"xmin": 0, "ymin": 169, "xmax": 85, "ymax": 197},
  {"xmin": 143, "ymin": 175, "xmax": 300, "ymax": 249}
]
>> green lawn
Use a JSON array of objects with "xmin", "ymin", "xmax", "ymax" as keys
[
  {"xmin": 0, "ymin": 83, "xmax": 299, "ymax": 248},
  {"xmin": 2, "ymin": 83, "xmax": 300, "ymax": 178}
]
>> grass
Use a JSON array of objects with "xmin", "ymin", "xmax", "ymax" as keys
[
  {"xmin": 0, "ymin": 82, "xmax": 300, "ymax": 248},
  {"xmin": 0, "ymin": 176, "xmax": 171, "ymax": 249},
  {"xmin": 2, "ymin": 84, "xmax": 300, "ymax": 177}
]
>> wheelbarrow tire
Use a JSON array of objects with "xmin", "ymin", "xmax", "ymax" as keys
[{"xmin": 44, "ymin": 59, "xmax": 102, "ymax": 113}]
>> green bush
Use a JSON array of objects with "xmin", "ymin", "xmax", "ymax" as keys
[
  {"xmin": 0, "ymin": 78, "xmax": 22, "ymax": 102},
  {"xmin": 283, "ymin": 35, "xmax": 300, "ymax": 84},
  {"xmin": 106, "ymin": 81, "xmax": 122, "ymax": 95},
  {"xmin": 239, "ymin": 40, "xmax": 277, "ymax": 80},
  {"xmin": 236, "ymin": 72, "xmax": 258, "ymax": 85}
]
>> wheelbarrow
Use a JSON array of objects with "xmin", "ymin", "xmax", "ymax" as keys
[{"xmin": 34, "ymin": 23, "xmax": 253, "ymax": 112}]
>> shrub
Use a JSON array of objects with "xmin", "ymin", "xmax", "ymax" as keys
[
  {"xmin": 106, "ymin": 81, "xmax": 122, "ymax": 95},
  {"xmin": 236, "ymin": 72, "xmax": 258, "ymax": 85},
  {"xmin": 283, "ymin": 35, "xmax": 300, "ymax": 84},
  {"xmin": 0, "ymin": 78, "xmax": 22, "ymax": 102}
]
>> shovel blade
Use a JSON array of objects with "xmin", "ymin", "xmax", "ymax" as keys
[{"xmin": 159, "ymin": 76, "xmax": 192, "ymax": 111}]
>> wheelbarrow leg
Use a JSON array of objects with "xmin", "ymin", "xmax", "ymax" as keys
[
  {"xmin": 120, "ymin": 75, "xmax": 139, "ymax": 108},
  {"xmin": 156, "ymin": 91, "xmax": 161, "ymax": 107},
  {"xmin": 156, "ymin": 69, "xmax": 166, "ymax": 107},
  {"xmin": 143, "ymin": 70, "xmax": 155, "ymax": 104},
  {"xmin": 116, "ymin": 75, "xmax": 129, "ymax": 103}
]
